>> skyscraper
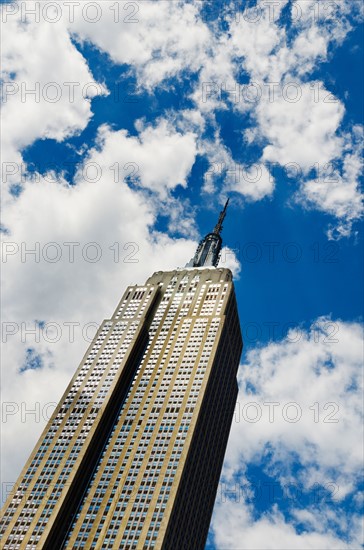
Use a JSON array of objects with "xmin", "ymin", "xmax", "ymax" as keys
[{"xmin": 1, "ymin": 202, "xmax": 243, "ymax": 550}]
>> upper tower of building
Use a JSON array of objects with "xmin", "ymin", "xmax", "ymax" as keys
[{"xmin": 186, "ymin": 199, "xmax": 229, "ymax": 268}]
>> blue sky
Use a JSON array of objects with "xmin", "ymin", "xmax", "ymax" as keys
[{"xmin": 1, "ymin": 1, "xmax": 363, "ymax": 548}]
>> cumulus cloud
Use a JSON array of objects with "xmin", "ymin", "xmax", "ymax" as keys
[
  {"xmin": 69, "ymin": 1, "xmax": 211, "ymax": 89},
  {"xmin": 259, "ymin": 82, "xmax": 344, "ymax": 172},
  {"xmin": 227, "ymin": 162, "xmax": 275, "ymax": 201},
  {"xmin": 80, "ymin": 119, "xmax": 198, "ymax": 200},
  {"xmin": 197, "ymin": 134, "xmax": 275, "ymax": 201},
  {"xmin": 228, "ymin": 1, "xmax": 288, "ymax": 81},
  {"xmin": 219, "ymin": 246, "xmax": 242, "ymax": 279},
  {"xmin": 211, "ymin": 499, "xmax": 362, "ymax": 549},
  {"xmin": 1, "ymin": 1, "xmax": 107, "ymax": 191},
  {"xmin": 297, "ymin": 126, "xmax": 364, "ymax": 239},
  {"xmin": 190, "ymin": 0, "xmax": 364, "ymax": 234},
  {"xmin": 229, "ymin": 317, "xmax": 363, "ymax": 480}
]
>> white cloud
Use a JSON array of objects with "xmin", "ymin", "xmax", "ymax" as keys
[
  {"xmin": 227, "ymin": 162, "xmax": 275, "ymax": 201},
  {"xmin": 228, "ymin": 318, "xmax": 363, "ymax": 479},
  {"xmin": 81, "ymin": 119, "xmax": 198, "ymax": 200},
  {"xmin": 228, "ymin": 1, "xmax": 288, "ymax": 81},
  {"xmin": 222, "ymin": 1, "xmax": 363, "ymax": 233},
  {"xmin": 259, "ymin": 81, "xmax": 345, "ymax": 171},
  {"xmin": 219, "ymin": 246, "xmax": 241, "ymax": 278},
  {"xmin": 69, "ymin": 1, "xmax": 211, "ymax": 89},
  {"xmin": 211, "ymin": 499, "xmax": 362, "ymax": 549},
  {"xmin": 1, "ymin": 2, "xmax": 107, "ymax": 190},
  {"xmin": 297, "ymin": 126, "xmax": 364, "ymax": 239},
  {"xmin": 227, "ymin": 4, "xmax": 347, "ymax": 171},
  {"xmin": 156, "ymin": 0, "xmax": 362, "ymax": 231},
  {"xmin": 197, "ymin": 133, "xmax": 275, "ymax": 201}
]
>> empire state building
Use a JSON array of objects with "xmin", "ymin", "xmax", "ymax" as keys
[{"xmin": 1, "ymin": 201, "xmax": 243, "ymax": 550}]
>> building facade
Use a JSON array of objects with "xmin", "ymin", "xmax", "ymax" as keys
[{"xmin": 1, "ymin": 203, "xmax": 243, "ymax": 550}]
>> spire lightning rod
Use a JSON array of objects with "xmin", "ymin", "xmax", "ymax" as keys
[{"xmin": 213, "ymin": 198, "xmax": 230, "ymax": 235}]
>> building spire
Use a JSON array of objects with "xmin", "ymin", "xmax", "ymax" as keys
[
  {"xmin": 213, "ymin": 198, "xmax": 229, "ymax": 235},
  {"xmin": 186, "ymin": 199, "xmax": 230, "ymax": 268}
]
